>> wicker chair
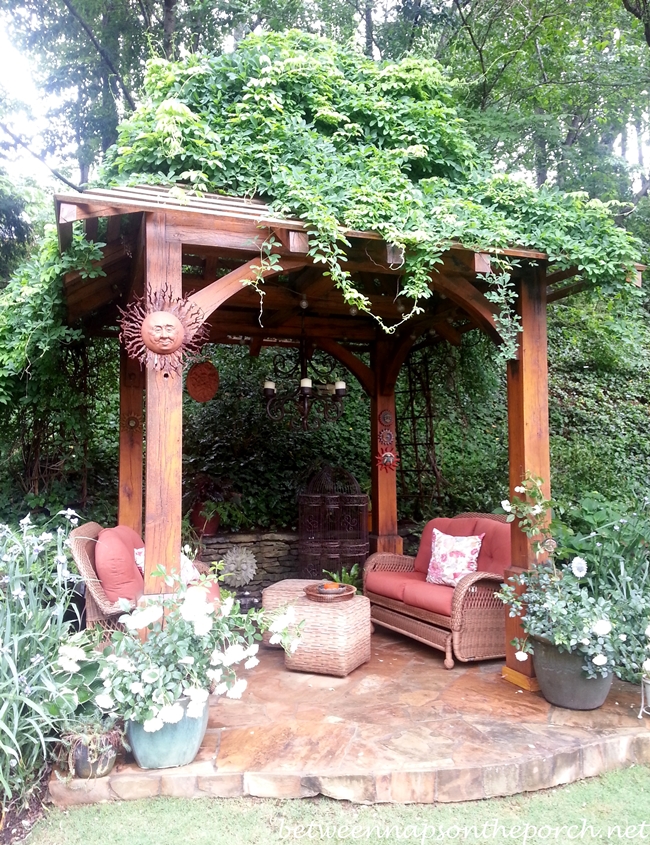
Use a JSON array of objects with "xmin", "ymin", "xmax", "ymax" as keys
[
  {"xmin": 69, "ymin": 522, "xmax": 213, "ymax": 633},
  {"xmin": 364, "ymin": 513, "xmax": 509, "ymax": 669},
  {"xmin": 69, "ymin": 522, "xmax": 132, "ymax": 633}
]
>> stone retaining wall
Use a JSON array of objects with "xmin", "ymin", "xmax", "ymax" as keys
[{"xmin": 198, "ymin": 531, "xmax": 300, "ymax": 598}]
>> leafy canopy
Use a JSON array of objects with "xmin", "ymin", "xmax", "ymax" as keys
[{"xmin": 102, "ymin": 31, "xmax": 640, "ymax": 328}]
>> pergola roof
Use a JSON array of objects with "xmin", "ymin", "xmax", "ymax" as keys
[{"xmin": 54, "ymin": 185, "xmax": 565, "ymax": 361}]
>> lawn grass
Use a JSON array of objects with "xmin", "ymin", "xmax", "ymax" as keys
[{"xmin": 27, "ymin": 765, "xmax": 650, "ymax": 844}]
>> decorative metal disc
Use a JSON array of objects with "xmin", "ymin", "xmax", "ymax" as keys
[
  {"xmin": 186, "ymin": 362, "xmax": 219, "ymax": 403},
  {"xmin": 375, "ymin": 447, "xmax": 400, "ymax": 472},
  {"xmin": 378, "ymin": 428, "xmax": 394, "ymax": 446},
  {"xmin": 378, "ymin": 410, "xmax": 393, "ymax": 426}
]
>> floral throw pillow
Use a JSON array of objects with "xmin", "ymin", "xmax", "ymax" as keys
[{"xmin": 426, "ymin": 528, "xmax": 485, "ymax": 587}]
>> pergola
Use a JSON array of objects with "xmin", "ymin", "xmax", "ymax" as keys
[{"xmin": 55, "ymin": 184, "xmax": 630, "ymax": 686}]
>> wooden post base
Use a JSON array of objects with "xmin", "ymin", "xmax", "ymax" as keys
[
  {"xmin": 502, "ymin": 665, "xmax": 541, "ymax": 692},
  {"xmin": 369, "ymin": 534, "xmax": 403, "ymax": 555}
]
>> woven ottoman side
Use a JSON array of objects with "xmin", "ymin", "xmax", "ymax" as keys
[
  {"xmin": 261, "ymin": 579, "xmax": 320, "ymax": 647},
  {"xmin": 284, "ymin": 595, "xmax": 371, "ymax": 677}
]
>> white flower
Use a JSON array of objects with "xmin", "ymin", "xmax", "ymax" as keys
[
  {"xmin": 116, "ymin": 657, "xmax": 135, "ymax": 672},
  {"xmin": 142, "ymin": 667, "xmax": 161, "ymax": 683},
  {"xmin": 214, "ymin": 682, "xmax": 228, "ymax": 696},
  {"xmin": 269, "ymin": 633, "xmax": 282, "ymax": 645},
  {"xmin": 58, "ymin": 508, "xmax": 78, "ymax": 520},
  {"xmin": 186, "ymin": 699, "xmax": 206, "ymax": 719},
  {"xmin": 570, "ymin": 557, "xmax": 588, "ymax": 578},
  {"xmin": 185, "ymin": 686, "xmax": 209, "ymax": 703},
  {"xmin": 58, "ymin": 657, "xmax": 80, "ymax": 673},
  {"xmin": 643, "ymin": 658, "xmax": 650, "ymax": 675},
  {"xmin": 130, "ymin": 681, "xmax": 144, "ymax": 695},
  {"xmin": 178, "ymin": 655, "xmax": 195, "ymax": 665},
  {"xmin": 244, "ymin": 656, "xmax": 259, "ymax": 669},
  {"xmin": 95, "ymin": 693, "xmax": 114, "ymax": 710},
  {"xmin": 592, "ymin": 620, "xmax": 612, "ymax": 637},
  {"xmin": 143, "ymin": 716, "xmax": 164, "ymax": 732},
  {"xmin": 592, "ymin": 654, "xmax": 608, "ymax": 666},
  {"xmin": 514, "ymin": 651, "xmax": 528, "ymax": 662},
  {"xmin": 613, "ymin": 525, "xmax": 620, "ymax": 531},
  {"xmin": 12, "ymin": 587, "xmax": 26, "ymax": 599},
  {"xmin": 193, "ymin": 614, "xmax": 214, "ymax": 636},
  {"xmin": 514, "ymin": 486, "xmax": 525, "ymax": 494},
  {"xmin": 159, "ymin": 703, "xmax": 185, "ymax": 724},
  {"xmin": 645, "ymin": 624, "xmax": 650, "ymax": 639},
  {"xmin": 530, "ymin": 504, "xmax": 543, "ymax": 515},
  {"xmin": 226, "ymin": 678, "xmax": 247, "ymax": 699},
  {"xmin": 501, "ymin": 500, "xmax": 512, "ymax": 513},
  {"xmin": 581, "ymin": 638, "xmax": 591, "ymax": 646},
  {"xmin": 245, "ymin": 644, "xmax": 259, "ymax": 658},
  {"xmin": 220, "ymin": 596, "xmax": 234, "ymax": 618},
  {"xmin": 289, "ymin": 638, "xmax": 300, "ymax": 653},
  {"xmin": 69, "ymin": 518, "xmax": 78, "ymax": 527},
  {"xmin": 59, "ymin": 644, "xmax": 86, "ymax": 662},
  {"xmin": 126, "ymin": 604, "xmax": 163, "ymax": 631},
  {"xmin": 206, "ymin": 668, "xmax": 222, "ymax": 682},
  {"xmin": 222, "ymin": 643, "xmax": 247, "ymax": 666},
  {"xmin": 210, "ymin": 650, "xmax": 224, "ymax": 666},
  {"xmin": 619, "ymin": 634, "xmax": 627, "ymax": 642},
  {"xmin": 269, "ymin": 606, "xmax": 296, "ymax": 634},
  {"xmin": 19, "ymin": 514, "xmax": 31, "ymax": 527}
]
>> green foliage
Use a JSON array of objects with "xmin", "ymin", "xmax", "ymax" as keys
[
  {"xmin": 183, "ymin": 345, "xmax": 369, "ymax": 530},
  {"xmin": 102, "ymin": 31, "xmax": 641, "ymax": 340},
  {"xmin": 0, "ymin": 169, "xmax": 32, "ymax": 283},
  {"xmin": 322, "ymin": 564, "xmax": 363, "ymax": 591},
  {"xmin": 0, "ymin": 515, "xmax": 101, "ymax": 811}
]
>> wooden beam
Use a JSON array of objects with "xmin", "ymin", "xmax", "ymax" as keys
[
  {"xmin": 187, "ymin": 257, "xmax": 307, "ymax": 321},
  {"xmin": 546, "ymin": 279, "xmax": 589, "ymax": 303},
  {"xmin": 369, "ymin": 341, "xmax": 402, "ymax": 555},
  {"xmin": 118, "ymin": 347, "xmax": 144, "ymax": 535},
  {"xmin": 262, "ymin": 268, "xmax": 332, "ymax": 328},
  {"xmin": 545, "ymin": 266, "xmax": 580, "ymax": 286},
  {"xmin": 249, "ymin": 337, "xmax": 263, "ymax": 357},
  {"xmin": 144, "ymin": 214, "xmax": 183, "ymax": 594},
  {"xmin": 429, "ymin": 272, "xmax": 502, "ymax": 344},
  {"xmin": 504, "ymin": 264, "xmax": 550, "ymax": 688},
  {"xmin": 272, "ymin": 227, "xmax": 310, "ymax": 254},
  {"xmin": 314, "ymin": 337, "xmax": 375, "ymax": 396}
]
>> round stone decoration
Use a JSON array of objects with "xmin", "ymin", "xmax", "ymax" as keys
[
  {"xmin": 378, "ymin": 410, "xmax": 393, "ymax": 426},
  {"xmin": 186, "ymin": 362, "xmax": 220, "ymax": 403}
]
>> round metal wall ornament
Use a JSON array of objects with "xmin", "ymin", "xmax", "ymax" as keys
[
  {"xmin": 375, "ymin": 447, "xmax": 400, "ymax": 472},
  {"xmin": 118, "ymin": 285, "xmax": 208, "ymax": 376},
  {"xmin": 378, "ymin": 410, "xmax": 393, "ymax": 426},
  {"xmin": 378, "ymin": 428, "xmax": 394, "ymax": 446},
  {"xmin": 186, "ymin": 362, "xmax": 220, "ymax": 403}
]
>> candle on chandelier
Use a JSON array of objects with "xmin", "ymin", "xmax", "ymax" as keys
[{"xmin": 300, "ymin": 378, "xmax": 312, "ymax": 389}]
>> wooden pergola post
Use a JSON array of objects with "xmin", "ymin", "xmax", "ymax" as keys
[
  {"xmin": 143, "ymin": 213, "xmax": 183, "ymax": 594},
  {"xmin": 503, "ymin": 264, "xmax": 550, "ymax": 689},
  {"xmin": 369, "ymin": 340, "xmax": 403, "ymax": 555},
  {"xmin": 118, "ymin": 347, "xmax": 144, "ymax": 535}
]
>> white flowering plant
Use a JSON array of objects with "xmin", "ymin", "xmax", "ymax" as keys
[
  {"xmin": 497, "ymin": 472, "xmax": 554, "ymax": 554},
  {"xmin": 498, "ymin": 559, "xmax": 616, "ymax": 679},
  {"xmin": 94, "ymin": 566, "xmax": 301, "ymax": 732}
]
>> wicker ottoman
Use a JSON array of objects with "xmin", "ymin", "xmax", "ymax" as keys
[
  {"xmin": 261, "ymin": 579, "xmax": 320, "ymax": 647},
  {"xmin": 284, "ymin": 595, "xmax": 371, "ymax": 678}
]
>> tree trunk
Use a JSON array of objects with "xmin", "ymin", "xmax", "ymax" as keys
[
  {"xmin": 364, "ymin": 0, "xmax": 374, "ymax": 58},
  {"xmin": 163, "ymin": 0, "xmax": 177, "ymax": 59}
]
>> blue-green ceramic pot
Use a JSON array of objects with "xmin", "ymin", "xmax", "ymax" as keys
[
  {"xmin": 532, "ymin": 637, "xmax": 613, "ymax": 710},
  {"xmin": 126, "ymin": 697, "xmax": 209, "ymax": 769}
]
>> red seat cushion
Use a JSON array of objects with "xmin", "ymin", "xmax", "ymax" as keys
[
  {"xmin": 414, "ymin": 517, "xmax": 510, "ymax": 578},
  {"xmin": 95, "ymin": 527, "xmax": 144, "ymax": 604},
  {"xmin": 365, "ymin": 570, "xmax": 425, "ymax": 602},
  {"xmin": 402, "ymin": 581, "xmax": 454, "ymax": 617}
]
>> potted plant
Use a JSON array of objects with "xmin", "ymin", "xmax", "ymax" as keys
[
  {"xmin": 220, "ymin": 546, "xmax": 258, "ymax": 611},
  {"xmin": 93, "ymin": 567, "xmax": 300, "ymax": 769},
  {"xmin": 498, "ymin": 475, "xmax": 616, "ymax": 710},
  {"xmin": 57, "ymin": 710, "xmax": 125, "ymax": 779}
]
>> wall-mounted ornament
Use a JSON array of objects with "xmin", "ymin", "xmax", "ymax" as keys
[
  {"xmin": 118, "ymin": 286, "xmax": 208, "ymax": 375},
  {"xmin": 186, "ymin": 361, "xmax": 219, "ymax": 403},
  {"xmin": 375, "ymin": 447, "xmax": 400, "ymax": 472},
  {"xmin": 378, "ymin": 410, "xmax": 394, "ymax": 426},
  {"xmin": 120, "ymin": 413, "xmax": 143, "ymax": 432},
  {"xmin": 378, "ymin": 428, "xmax": 394, "ymax": 446}
]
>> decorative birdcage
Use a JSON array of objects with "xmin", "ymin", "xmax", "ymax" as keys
[{"xmin": 298, "ymin": 465, "xmax": 369, "ymax": 579}]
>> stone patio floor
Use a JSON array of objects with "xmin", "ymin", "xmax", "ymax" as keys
[{"xmin": 49, "ymin": 630, "xmax": 650, "ymax": 806}]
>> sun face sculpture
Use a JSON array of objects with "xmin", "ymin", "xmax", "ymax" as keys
[{"xmin": 119, "ymin": 287, "xmax": 208, "ymax": 375}]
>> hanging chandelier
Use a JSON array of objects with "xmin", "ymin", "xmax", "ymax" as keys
[{"xmin": 262, "ymin": 339, "xmax": 347, "ymax": 430}]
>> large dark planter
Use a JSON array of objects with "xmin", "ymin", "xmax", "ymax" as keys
[
  {"xmin": 532, "ymin": 637, "xmax": 613, "ymax": 710},
  {"xmin": 126, "ymin": 697, "xmax": 209, "ymax": 769}
]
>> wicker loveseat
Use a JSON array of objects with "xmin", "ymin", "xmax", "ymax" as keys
[{"xmin": 364, "ymin": 513, "xmax": 510, "ymax": 669}]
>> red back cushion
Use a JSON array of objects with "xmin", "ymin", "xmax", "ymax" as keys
[
  {"xmin": 112, "ymin": 525, "xmax": 144, "ymax": 557},
  {"xmin": 414, "ymin": 517, "xmax": 511, "ymax": 578},
  {"xmin": 95, "ymin": 527, "xmax": 144, "ymax": 603}
]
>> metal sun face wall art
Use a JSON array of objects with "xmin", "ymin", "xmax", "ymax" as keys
[{"xmin": 119, "ymin": 286, "xmax": 208, "ymax": 375}]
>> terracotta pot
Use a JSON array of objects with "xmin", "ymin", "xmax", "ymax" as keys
[
  {"xmin": 532, "ymin": 637, "xmax": 613, "ymax": 710},
  {"xmin": 190, "ymin": 501, "xmax": 220, "ymax": 536}
]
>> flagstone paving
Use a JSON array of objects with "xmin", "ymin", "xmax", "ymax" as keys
[{"xmin": 49, "ymin": 630, "xmax": 650, "ymax": 806}]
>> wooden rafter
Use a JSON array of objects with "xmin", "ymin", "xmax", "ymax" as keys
[
  {"xmin": 428, "ymin": 271, "xmax": 502, "ymax": 344},
  {"xmin": 314, "ymin": 337, "xmax": 375, "ymax": 396}
]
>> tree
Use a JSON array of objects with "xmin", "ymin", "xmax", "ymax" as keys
[{"xmin": 0, "ymin": 170, "xmax": 31, "ymax": 284}]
